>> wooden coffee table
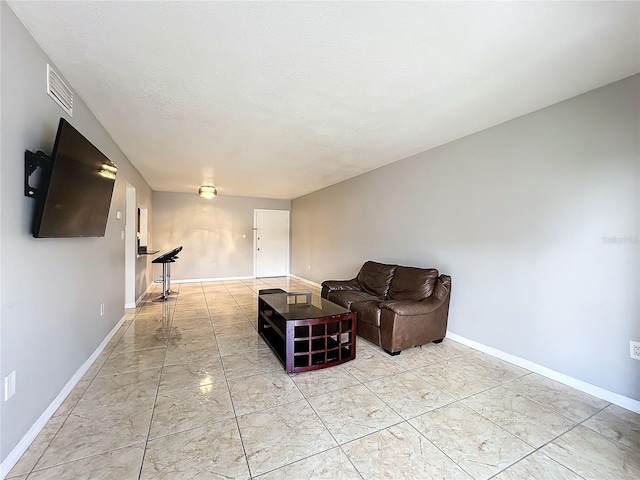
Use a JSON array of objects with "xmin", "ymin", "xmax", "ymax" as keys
[{"xmin": 258, "ymin": 289, "xmax": 357, "ymax": 373}]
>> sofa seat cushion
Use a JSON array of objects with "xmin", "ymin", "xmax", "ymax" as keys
[
  {"xmin": 327, "ymin": 290, "xmax": 380, "ymax": 310},
  {"xmin": 357, "ymin": 261, "xmax": 397, "ymax": 298},
  {"xmin": 388, "ymin": 266, "xmax": 439, "ymax": 301},
  {"xmin": 350, "ymin": 300, "xmax": 382, "ymax": 327}
]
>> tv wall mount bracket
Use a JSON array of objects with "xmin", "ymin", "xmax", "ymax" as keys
[{"xmin": 24, "ymin": 150, "xmax": 51, "ymax": 199}]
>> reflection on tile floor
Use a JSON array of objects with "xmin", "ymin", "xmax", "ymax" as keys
[{"xmin": 8, "ymin": 277, "xmax": 640, "ymax": 479}]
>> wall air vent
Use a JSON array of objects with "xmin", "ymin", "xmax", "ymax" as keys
[{"xmin": 46, "ymin": 64, "xmax": 73, "ymax": 116}]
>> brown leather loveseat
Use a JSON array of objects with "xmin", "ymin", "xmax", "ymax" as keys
[{"xmin": 321, "ymin": 261, "xmax": 451, "ymax": 355}]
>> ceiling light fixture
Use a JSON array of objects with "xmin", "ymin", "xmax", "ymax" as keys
[{"xmin": 198, "ymin": 185, "xmax": 217, "ymax": 199}]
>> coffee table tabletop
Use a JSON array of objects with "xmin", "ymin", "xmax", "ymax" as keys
[{"xmin": 258, "ymin": 291, "xmax": 349, "ymax": 320}]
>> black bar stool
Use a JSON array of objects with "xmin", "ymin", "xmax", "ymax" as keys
[{"xmin": 152, "ymin": 246, "xmax": 183, "ymax": 302}]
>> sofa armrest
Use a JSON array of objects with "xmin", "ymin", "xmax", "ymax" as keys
[
  {"xmin": 380, "ymin": 274, "xmax": 451, "ymax": 315},
  {"xmin": 321, "ymin": 278, "xmax": 360, "ymax": 292},
  {"xmin": 380, "ymin": 297, "xmax": 443, "ymax": 316},
  {"xmin": 434, "ymin": 274, "xmax": 451, "ymax": 300},
  {"xmin": 321, "ymin": 278, "xmax": 360, "ymax": 299}
]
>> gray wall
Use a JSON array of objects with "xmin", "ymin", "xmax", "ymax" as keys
[
  {"xmin": 291, "ymin": 75, "xmax": 640, "ymax": 401},
  {"xmin": 152, "ymin": 192, "xmax": 290, "ymax": 281},
  {"xmin": 0, "ymin": 3, "xmax": 153, "ymax": 461}
]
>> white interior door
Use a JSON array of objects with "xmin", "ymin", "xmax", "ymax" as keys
[{"xmin": 254, "ymin": 209, "xmax": 290, "ymax": 278}]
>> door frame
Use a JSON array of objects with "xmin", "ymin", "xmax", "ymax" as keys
[
  {"xmin": 125, "ymin": 185, "xmax": 137, "ymax": 308},
  {"xmin": 253, "ymin": 209, "xmax": 290, "ymax": 278}
]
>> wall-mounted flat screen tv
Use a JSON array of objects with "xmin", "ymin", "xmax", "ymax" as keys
[{"xmin": 32, "ymin": 118, "xmax": 118, "ymax": 238}]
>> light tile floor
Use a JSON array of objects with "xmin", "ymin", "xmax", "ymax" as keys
[{"xmin": 8, "ymin": 277, "xmax": 640, "ymax": 479}]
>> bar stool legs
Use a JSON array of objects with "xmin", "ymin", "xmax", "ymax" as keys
[
  {"xmin": 166, "ymin": 261, "xmax": 179, "ymax": 296},
  {"xmin": 153, "ymin": 263, "xmax": 176, "ymax": 303}
]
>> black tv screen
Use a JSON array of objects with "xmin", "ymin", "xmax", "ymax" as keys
[{"xmin": 33, "ymin": 118, "xmax": 117, "ymax": 238}]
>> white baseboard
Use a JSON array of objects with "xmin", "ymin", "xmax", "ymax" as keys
[
  {"xmin": 125, "ymin": 281, "xmax": 155, "ymax": 309},
  {"xmin": 166, "ymin": 274, "xmax": 317, "ymax": 286},
  {"xmin": 446, "ymin": 331, "xmax": 640, "ymax": 414},
  {"xmin": 137, "ymin": 281, "xmax": 155, "ymax": 304},
  {"xmin": 288, "ymin": 274, "xmax": 322, "ymax": 288},
  {"xmin": 0, "ymin": 315, "xmax": 127, "ymax": 479},
  {"xmin": 173, "ymin": 275, "xmax": 255, "ymax": 284}
]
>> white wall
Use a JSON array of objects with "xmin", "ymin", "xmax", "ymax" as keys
[
  {"xmin": 0, "ymin": 3, "xmax": 154, "ymax": 461},
  {"xmin": 152, "ymin": 192, "xmax": 290, "ymax": 281},
  {"xmin": 291, "ymin": 75, "xmax": 640, "ymax": 401}
]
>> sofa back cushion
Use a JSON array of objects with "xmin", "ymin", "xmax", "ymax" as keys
[
  {"xmin": 357, "ymin": 261, "xmax": 397, "ymax": 298},
  {"xmin": 389, "ymin": 266, "xmax": 439, "ymax": 301}
]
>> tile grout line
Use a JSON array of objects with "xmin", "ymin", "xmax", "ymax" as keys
[
  {"xmin": 291, "ymin": 369, "xmax": 360, "ymax": 401},
  {"xmin": 212, "ymin": 282, "xmax": 254, "ymax": 478},
  {"xmin": 485, "ymin": 406, "xmax": 606, "ymax": 480},
  {"xmin": 11, "ymin": 414, "xmax": 68, "ymax": 478},
  {"xmin": 405, "ymin": 420, "xmax": 476, "ymax": 479},
  {"xmin": 499, "ymin": 374, "xmax": 610, "ymax": 425},
  {"xmin": 456, "ymin": 397, "xmax": 554, "ymax": 478},
  {"xmin": 288, "ymin": 394, "xmax": 356, "ymax": 477},
  {"xmin": 486, "ymin": 389, "xmax": 613, "ymax": 479},
  {"xmin": 21, "ymin": 443, "xmax": 150, "ymax": 478},
  {"xmin": 136, "ymin": 289, "xmax": 174, "ymax": 480},
  {"xmin": 577, "ymin": 403, "xmax": 640, "ymax": 453}
]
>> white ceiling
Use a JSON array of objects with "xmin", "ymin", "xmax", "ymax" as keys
[{"xmin": 8, "ymin": 1, "xmax": 640, "ymax": 200}]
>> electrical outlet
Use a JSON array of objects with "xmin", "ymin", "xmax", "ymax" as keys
[
  {"xmin": 631, "ymin": 341, "xmax": 640, "ymax": 360},
  {"xmin": 100, "ymin": 303, "xmax": 105, "ymax": 316},
  {"xmin": 4, "ymin": 371, "xmax": 16, "ymax": 401},
  {"xmin": 308, "ymin": 264, "xmax": 312, "ymax": 270},
  {"xmin": 212, "ymin": 263, "xmax": 217, "ymax": 268}
]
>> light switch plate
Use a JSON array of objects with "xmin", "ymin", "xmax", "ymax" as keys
[{"xmin": 4, "ymin": 371, "xmax": 16, "ymax": 401}]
